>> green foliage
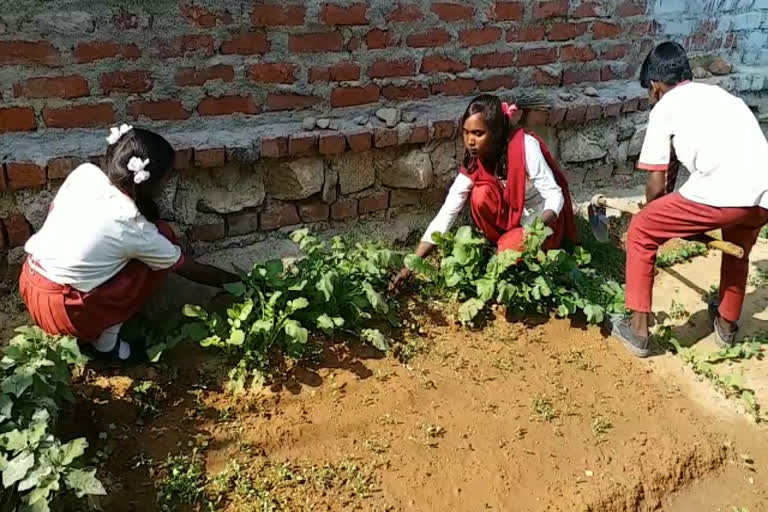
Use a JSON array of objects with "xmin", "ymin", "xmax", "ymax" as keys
[
  {"xmin": 0, "ymin": 327, "xmax": 105, "ymax": 512},
  {"xmin": 131, "ymin": 381, "xmax": 165, "ymax": 419},
  {"xmin": 655, "ymin": 241, "xmax": 708, "ymax": 268},
  {"xmin": 156, "ymin": 453, "xmax": 206, "ymax": 511},
  {"xmin": 186, "ymin": 230, "xmax": 403, "ymax": 390},
  {"xmin": 405, "ymin": 221, "xmax": 627, "ymax": 326}
]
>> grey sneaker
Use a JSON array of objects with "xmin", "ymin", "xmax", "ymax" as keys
[
  {"xmin": 609, "ymin": 314, "xmax": 651, "ymax": 358},
  {"xmin": 708, "ymin": 299, "xmax": 738, "ymax": 348}
]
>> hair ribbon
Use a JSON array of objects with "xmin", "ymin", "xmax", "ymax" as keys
[{"xmin": 501, "ymin": 102, "xmax": 518, "ymax": 119}]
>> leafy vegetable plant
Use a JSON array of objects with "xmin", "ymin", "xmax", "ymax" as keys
[
  {"xmin": 405, "ymin": 220, "xmax": 626, "ymax": 326},
  {"xmin": 0, "ymin": 326, "xmax": 105, "ymax": 512}
]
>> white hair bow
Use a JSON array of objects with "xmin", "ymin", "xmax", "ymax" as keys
[
  {"xmin": 106, "ymin": 124, "xmax": 133, "ymax": 145},
  {"xmin": 127, "ymin": 156, "xmax": 151, "ymax": 184}
]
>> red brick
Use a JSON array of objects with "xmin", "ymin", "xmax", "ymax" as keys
[
  {"xmin": 195, "ymin": 148, "xmax": 226, "ymax": 168},
  {"xmin": 198, "ymin": 96, "xmax": 257, "ymax": 116},
  {"xmin": 359, "ymin": 191, "xmax": 389, "ymax": 214},
  {"xmin": 374, "ymin": 129, "xmax": 398, "ymax": 148},
  {"xmin": 585, "ymin": 103, "xmax": 603, "ymax": 121},
  {"xmin": 298, "ymin": 200, "xmax": 330, "ymax": 222},
  {"xmin": 382, "ymin": 84, "xmax": 429, "ymax": 101},
  {"xmin": 390, "ymin": 189, "xmax": 422, "ymax": 207},
  {"xmin": 47, "ymin": 157, "xmax": 80, "ymax": 180},
  {"xmin": 329, "ymin": 62, "xmax": 361, "ymax": 81},
  {"xmin": 523, "ymin": 109, "xmax": 549, "ymax": 125},
  {"xmin": 431, "ymin": 2, "xmax": 474, "ymax": 21},
  {"xmin": 433, "ymin": 120, "xmax": 457, "ymax": 140},
  {"xmin": 616, "ymin": 0, "xmax": 646, "ymax": 16},
  {"xmin": 572, "ymin": 2, "xmax": 602, "ymax": 16},
  {"xmin": 592, "ymin": 21, "xmax": 620, "ymax": 39},
  {"xmin": 630, "ymin": 21, "xmax": 656, "ymax": 36},
  {"xmin": 261, "ymin": 137, "xmax": 289, "ymax": 158},
  {"xmin": 561, "ymin": 45, "xmax": 596, "ymax": 62},
  {"xmin": 347, "ymin": 132, "xmax": 372, "ymax": 152},
  {"xmin": 247, "ymin": 63, "xmax": 296, "ymax": 84},
  {"xmin": 228, "ymin": 210, "xmax": 260, "ymax": 237},
  {"xmin": 547, "ymin": 107, "xmax": 567, "ymax": 126},
  {"xmin": 601, "ymin": 63, "xmax": 633, "ymax": 81},
  {"xmin": 0, "ymin": 108, "xmax": 36, "ymax": 133},
  {"xmin": 331, "ymin": 86, "xmax": 380, "ymax": 107},
  {"xmin": 366, "ymin": 29, "xmax": 396, "ymax": 49},
  {"xmin": 601, "ymin": 44, "xmax": 630, "ymax": 60},
  {"xmin": 268, "ymin": 94, "xmax": 319, "ymax": 111},
  {"xmin": 13, "ymin": 75, "xmax": 89, "ymax": 99},
  {"xmin": 563, "ymin": 69, "xmax": 600, "ymax": 84},
  {"xmin": 128, "ymin": 100, "xmax": 190, "ymax": 121},
  {"xmin": 4, "ymin": 215, "xmax": 31, "ymax": 247},
  {"xmin": 43, "ymin": 103, "xmax": 114, "ymax": 129},
  {"xmin": 73, "ymin": 41, "xmax": 140, "ymax": 63},
  {"xmin": 534, "ymin": 0, "xmax": 568, "ymax": 18},
  {"xmin": 478, "ymin": 75, "xmax": 517, "ymax": 91},
  {"xmin": 0, "ymin": 40, "xmax": 59, "ymax": 66},
  {"xmin": 531, "ymin": 67, "xmax": 561, "ymax": 85},
  {"xmin": 289, "ymin": 134, "xmax": 318, "ymax": 156},
  {"xmin": 321, "ymin": 3, "xmax": 367, "ymax": 25},
  {"xmin": 547, "ymin": 22, "xmax": 588, "ymax": 41},
  {"xmin": 460, "ymin": 27, "xmax": 502, "ymax": 47},
  {"xmin": 603, "ymin": 100, "xmax": 622, "ymax": 117},
  {"xmin": 181, "ymin": 5, "xmax": 218, "ymax": 28},
  {"xmin": 471, "ymin": 52, "xmax": 516, "ymax": 69},
  {"xmin": 319, "ymin": 133, "xmax": 347, "ymax": 155},
  {"xmin": 100, "ymin": 70, "xmax": 153, "ymax": 94},
  {"xmin": 517, "ymin": 47, "xmax": 558, "ymax": 66},
  {"xmin": 564, "ymin": 105, "xmax": 587, "ymax": 124},
  {"xmin": 251, "ymin": 5, "xmax": 305, "ymax": 26},
  {"xmin": 175, "ymin": 65, "xmax": 235, "ymax": 86},
  {"xmin": 494, "ymin": 2, "xmax": 524, "ymax": 20},
  {"xmin": 421, "ymin": 55, "xmax": 467, "ymax": 73},
  {"xmin": 638, "ymin": 97, "xmax": 650, "ymax": 111},
  {"xmin": 389, "ymin": 4, "xmax": 424, "ymax": 22},
  {"xmin": 174, "ymin": 149, "xmax": 193, "ymax": 170},
  {"xmin": 191, "ymin": 222, "xmax": 227, "ymax": 241},
  {"xmin": 406, "ymin": 29, "xmax": 452, "ymax": 48},
  {"xmin": 261, "ymin": 204, "xmax": 301, "ymax": 230},
  {"xmin": 154, "ymin": 35, "xmax": 214, "ymax": 58},
  {"xmin": 220, "ymin": 32, "xmax": 269, "ymax": 55},
  {"xmin": 289, "ymin": 33, "xmax": 344, "ymax": 53},
  {"xmin": 409, "ymin": 125, "xmax": 429, "ymax": 144},
  {"xmin": 368, "ymin": 59, "xmax": 416, "ymax": 78},
  {"xmin": 507, "ymin": 26, "xmax": 546, "ymax": 42},
  {"xmin": 331, "ymin": 199, "xmax": 358, "ymax": 221},
  {"xmin": 432, "ymin": 78, "xmax": 477, "ymax": 96},
  {"xmin": 622, "ymin": 97, "xmax": 639, "ymax": 113},
  {"xmin": 7, "ymin": 163, "xmax": 45, "ymax": 189}
]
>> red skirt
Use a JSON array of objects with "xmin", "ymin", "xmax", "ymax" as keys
[{"xmin": 19, "ymin": 221, "xmax": 183, "ymax": 342}]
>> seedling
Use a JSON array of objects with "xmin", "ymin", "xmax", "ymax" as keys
[
  {"xmin": 132, "ymin": 380, "xmax": 166, "ymax": 418},
  {"xmin": 531, "ymin": 395, "xmax": 559, "ymax": 422},
  {"xmin": 591, "ymin": 416, "xmax": 613, "ymax": 436}
]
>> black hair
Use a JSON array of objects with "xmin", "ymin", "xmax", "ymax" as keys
[
  {"xmin": 104, "ymin": 127, "xmax": 175, "ymax": 222},
  {"xmin": 460, "ymin": 93, "xmax": 547, "ymax": 178},
  {"xmin": 638, "ymin": 41, "xmax": 692, "ymax": 89}
]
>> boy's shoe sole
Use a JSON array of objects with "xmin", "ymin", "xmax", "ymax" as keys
[
  {"xmin": 707, "ymin": 299, "xmax": 738, "ymax": 348},
  {"xmin": 607, "ymin": 314, "xmax": 651, "ymax": 358}
]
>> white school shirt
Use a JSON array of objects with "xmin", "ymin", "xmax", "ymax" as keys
[
  {"xmin": 637, "ymin": 81, "xmax": 768, "ymax": 209},
  {"xmin": 24, "ymin": 163, "xmax": 183, "ymax": 292},
  {"xmin": 422, "ymin": 134, "xmax": 565, "ymax": 243}
]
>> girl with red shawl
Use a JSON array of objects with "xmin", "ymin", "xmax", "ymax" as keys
[{"xmin": 390, "ymin": 94, "xmax": 578, "ymax": 291}]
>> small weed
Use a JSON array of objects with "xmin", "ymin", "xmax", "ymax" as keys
[
  {"xmin": 156, "ymin": 452, "xmax": 207, "ymax": 511},
  {"xmin": 424, "ymin": 424, "xmax": 446, "ymax": 438},
  {"xmin": 364, "ymin": 438, "xmax": 390, "ymax": 454},
  {"xmin": 132, "ymin": 380, "xmax": 166, "ymax": 418},
  {"xmin": 394, "ymin": 335, "xmax": 431, "ymax": 364},
  {"xmin": 591, "ymin": 416, "xmax": 613, "ymax": 436},
  {"xmin": 531, "ymin": 395, "xmax": 559, "ymax": 422},
  {"xmin": 565, "ymin": 349, "xmax": 597, "ymax": 371},
  {"xmin": 493, "ymin": 356, "xmax": 518, "ymax": 374},
  {"xmin": 656, "ymin": 241, "xmax": 708, "ymax": 268},
  {"xmin": 669, "ymin": 300, "xmax": 689, "ymax": 321},
  {"xmin": 749, "ymin": 267, "xmax": 768, "ymax": 287}
]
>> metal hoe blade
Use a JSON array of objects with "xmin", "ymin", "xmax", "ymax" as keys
[{"xmin": 588, "ymin": 203, "xmax": 610, "ymax": 243}]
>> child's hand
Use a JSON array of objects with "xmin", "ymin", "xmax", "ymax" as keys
[{"xmin": 389, "ymin": 267, "xmax": 412, "ymax": 294}]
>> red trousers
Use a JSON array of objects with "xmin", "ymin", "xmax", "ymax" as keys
[
  {"xmin": 470, "ymin": 182, "xmax": 564, "ymax": 252},
  {"xmin": 19, "ymin": 221, "xmax": 183, "ymax": 342},
  {"xmin": 626, "ymin": 193, "xmax": 768, "ymax": 322}
]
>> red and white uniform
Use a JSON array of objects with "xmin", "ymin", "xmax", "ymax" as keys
[
  {"xmin": 628, "ymin": 82, "xmax": 768, "ymax": 321},
  {"xmin": 20, "ymin": 163, "xmax": 184, "ymax": 341}
]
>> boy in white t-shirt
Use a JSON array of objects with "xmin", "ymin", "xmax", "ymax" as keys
[
  {"xmin": 20, "ymin": 125, "xmax": 237, "ymax": 364},
  {"xmin": 611, "ymin": 42, "xmax": 768, "ymax": 357}
]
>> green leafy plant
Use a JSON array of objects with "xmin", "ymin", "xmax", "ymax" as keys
[
  {"xmin": 0, "ymin": 326, "xmax": 105, "ymax": 512},
  {"xmin": 656, "ymin": 241, "xmax": 708, "ymax": 268},
  {"xmin": 131, "ymin": 380, "xmax": 166, "ymax": 419},
  {"xmin": 156, "ymin": 452, "xmax": 206, "ymax": 511},
  {"xmin": 185, "ymin": 230, "xmax": 403, "ymax": 390},
  {"xmin": 405, "ymin": 221, "xmax": 626, "ymax": 326}
]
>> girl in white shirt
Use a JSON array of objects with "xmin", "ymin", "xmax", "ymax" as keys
[
  {"xmin": 20, "ymin": 125, "xmax": 236, "ymax": 364},
  {"xmin": 390, "ymin": 94, "xmax": 578, "ymax": 291}
]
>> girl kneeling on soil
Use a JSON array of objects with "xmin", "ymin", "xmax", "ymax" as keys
[
  {"xmin": 20, "ymin": 125, "xmax": 237, "ymax": 364},
  {"xmin": 390, "ymin": 94, "xmax": 578, "ymax": 291}
]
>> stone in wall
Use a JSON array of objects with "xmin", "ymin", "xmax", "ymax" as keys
[
  {"xmin": 377, "ymin": 148, "xmax": 433, "ymax": 189},
  {"xmin": 428, "ymin": 140, "xmax": 458, "ymax": 187},
  {"xmin": 560, "ymin": 132, "xmax": 608, "ymax": 163},
  {"xmin": 15, "ymin": 187, "xmax": 58, "ymax": 231},
  {"xmin": 332, "ymin": 152, "xmax": 375, "ymax": 195},
  {"xmin": 267, "ymin": 158, "xmax": 324, "ymax": 201},
  {"xmin": 628, "ymin": 127, "xmax": 646, "ymax": 157}
]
